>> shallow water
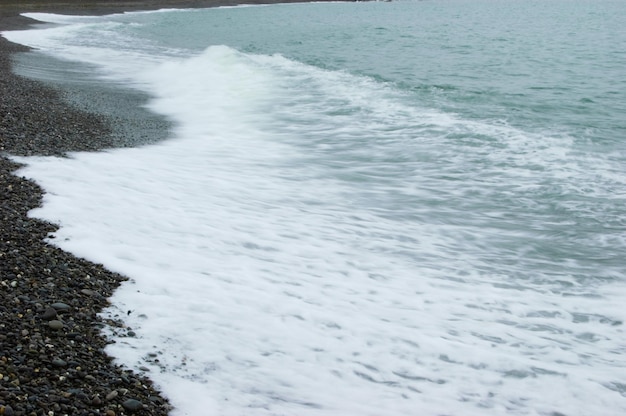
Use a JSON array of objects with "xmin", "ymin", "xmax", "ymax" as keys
[{"xmin": 4, "ymin": 1, "xmax": 626, "ymax": 414}]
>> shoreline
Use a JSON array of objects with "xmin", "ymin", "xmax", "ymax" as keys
[
  {"xmin": 0, "ymin": 2, "xmax": 179, "ymax": 413},
  {"xmin": 0, "ymin": 1, "xmax": 339, "ymax": 414}
]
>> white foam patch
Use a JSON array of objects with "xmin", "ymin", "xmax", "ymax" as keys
[
  {"xmin": 3, "ymin": 13, "xmax": 180, "ymax": 86},
  {"xmin": 15, "ymin": 139, "xmax": 626, "ymax": 415}
]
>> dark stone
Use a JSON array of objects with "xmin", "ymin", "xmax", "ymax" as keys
[
  {"xmin": 48, "ymin": 320, "xmax": 64, "ymax": 330},
  {"xmin": 52, "ymin": 358, "xmax": 67, "ymax": 367},
  {"xmin": 41, "ymin": 307, "xmax": 58, "ymax": 320},
  {"xmin": 51, "ymin": 302, "xmax": 71, "ymax": 312},
  {"xmin": 122, "ymin": 398, "xmax": 144, "ymax": 412}
]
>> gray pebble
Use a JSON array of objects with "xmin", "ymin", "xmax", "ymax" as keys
[
  {"xmin": 122, "ymin": 398, "xmax": 144, "ymax": 412},
  {"xmin": 42, "ymin": 306, "xmax": 57, "ymax": 320},
  {"xmin": 51, "ymin": 302, "xmax": 71, "ymax": 311},
  {"xmin": 48, "ymin": 320, "xmax": 64, "ymax": 330},
  {"xmin": 52, "ymin": 358, "xmax": 67, "ymax": 367}
]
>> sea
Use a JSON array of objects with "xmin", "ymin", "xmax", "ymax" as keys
[{"xmin": 3, "ymin": 0, "xmax": 626, "ymax": 415}]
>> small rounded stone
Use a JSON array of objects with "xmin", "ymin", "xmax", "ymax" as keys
[
  {"xmin": 51, "ymin": 358, "xmax": 67, "ymax": 367},
  {"xmin": 51, "ymin": 302, "xmax": 71, "ymax": 311},
  {"xmin": 42, "ymin": 307, "xmax": 57, "ymax": 320},
  {"xmin": 48, "ymin": 320, "xmax": 64, "ymax": 330},
  {"xmin": 122, "ymin": 398, "xmax": 143, "ymax": 412}
]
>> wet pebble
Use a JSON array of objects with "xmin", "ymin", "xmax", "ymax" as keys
[
  {"xmin": 122, "ymin": 398, "xmax": 144, "ymax": 412},
  {"xmin": 41, "ymin": 306, "xmax": 57, "ymax": 320},
  {"xmin": 52, "ymin": 358, "xmax": 67, "ymax": 367},
  {"xmin": 48, "ymin": 320, "xmax": 64, "ymax": 330},
  {"xmin": 81, "ymin": 289, "xmax": 95, "ymax": 296},
  {"xmin": 51, "ymin": 302, "xmax": 71, "ymax": 311}
]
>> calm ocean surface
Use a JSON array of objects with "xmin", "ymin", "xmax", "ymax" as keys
[{"xmin": 4, "ymin": 1, "xmax": 626, "ymax": 414}]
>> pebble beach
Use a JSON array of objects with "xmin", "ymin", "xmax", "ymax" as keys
[{"xmin": 0, "ymin": 4, "xmax": 173, "ymax": 415}]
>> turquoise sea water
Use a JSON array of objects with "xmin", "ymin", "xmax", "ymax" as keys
[{"xmin": 4, "ymin": 1, "xmax": 626, "ymax": 414}]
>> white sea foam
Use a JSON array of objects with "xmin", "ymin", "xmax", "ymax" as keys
[{"xmin": 6, "ymin": 6, "xmax": 626, "ymax": 416}]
